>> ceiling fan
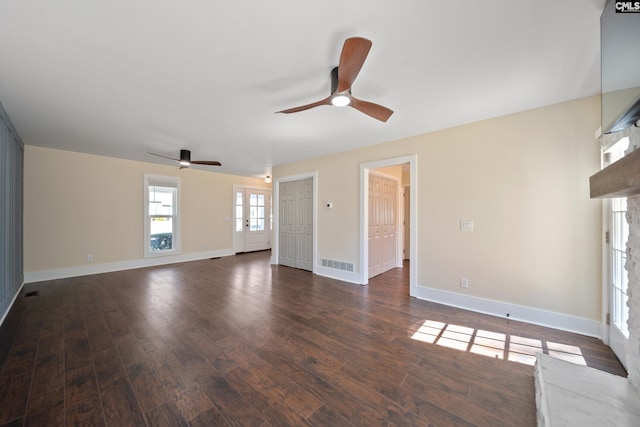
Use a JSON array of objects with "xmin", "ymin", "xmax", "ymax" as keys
[
  {"xmin": 276, "ymin": 37, "xmax": 393, "ymax": 122},
  {"xmin": 147, "ymin": 149, "xmax": 222, "ymax": 169}
]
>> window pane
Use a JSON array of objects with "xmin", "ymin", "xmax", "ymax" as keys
[
  {"xmin": 236, "ymin": 206, "xmax": 243, "ymax": 218},
  {"xmin": 236, "ymin": 192, "xmax": 243, "ymax": 205},
  {"xmin": 149, "ymin": 186, "xmax": 174, "ymax": 215},
  {"xmin": 258, "ymin": 194, "xmax": 265, "ymax": 205},
  {"xmin": 236, "ymin": 219, "xmax": 243, "ymax": 232},
  {"xmin": 150, "ymin": 217, "xmax": 173, "ymax": 252},
  {"xmin": 258, "ymin": 207, "xmax": 265, "ymax": 219},
  {"xmin": 250, "ymin": 194, "xmax": 257, "ymax": 205}
]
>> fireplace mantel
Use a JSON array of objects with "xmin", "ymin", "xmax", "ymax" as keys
[{"xmin": 590, "ymin": 146, "xmax": 640, "ymax": 198}]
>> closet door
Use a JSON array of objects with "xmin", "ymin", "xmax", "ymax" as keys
[
  {"xmin": 381, "ymin": 178, "xmax": 397, "ymax": 272},
  {"xmin": 279, "ymin": 178, "xmax": 313, "ymax": 271},
  {"xmin": 368, "ymin": 175, "xmax": 383, "ymax": 278},
  {"xmin": 294, "ymin": 178, "xmax": 313, "ymax": 271},
  {"xmin": 279, "ymin": 181, "xmax": 296, "ymax": 268}
]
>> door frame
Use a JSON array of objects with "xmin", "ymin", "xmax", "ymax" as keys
[
  {"xmin": 403, "ymin": 183, "xmax": 411, "ymax": 261},
  {"xmin": 601, "ymin": 199, "xmax": 610, "ymax": 345},
  {"xmin": 232, "ymin": 184, "xmax": 272, "ymax": 254},
  {"xmin": 360, "ymin": 155, "xmax": 417, "ymax": 296},
  {"xmin": 271, "ymin": 171, "xmax": 318, "ymax": 273}
]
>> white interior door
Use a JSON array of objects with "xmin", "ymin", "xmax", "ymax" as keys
[
  {"xmin": 381, "ymin": 178, "xmax": 397, "ymax": 272},
  {"xmin": 234, "ymin": 187, "xmax": 271, "ymax": 253},
  {"xmin": 368, "ymin": 173, "xmax": 398, "ymax": 279},
  {"xmin": 603, "ymin": 137, "xmax": 630, "ymax": 367},
  {"xmin": 279, "ymin": 181, "xmax": 296, "ymax": 267},
  {"xmin": 368, "ymin": 175, "xmax": 383, "ymax": 278},
  {"xmin": 279, "ymin": 178, "xmax": 313, "ymax": 271}
]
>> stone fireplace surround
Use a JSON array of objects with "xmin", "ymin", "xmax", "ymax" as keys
[{"xmin": 535, "ymin": 124, "xmax": 640, "ymax": 426}]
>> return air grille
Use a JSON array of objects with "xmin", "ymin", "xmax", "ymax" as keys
[{"xmin": 321, "ymin": 258, "xmax": 354, "ymax": 272}]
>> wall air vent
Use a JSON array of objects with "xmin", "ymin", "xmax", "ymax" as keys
[{"xmin": 321, "ymin": 258, "xmax": 354, "ymax": 272}]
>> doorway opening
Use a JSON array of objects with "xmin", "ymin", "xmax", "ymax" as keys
[{"xmin": 360, "ymin": 155, "xmax": 417, "ymax": 296}]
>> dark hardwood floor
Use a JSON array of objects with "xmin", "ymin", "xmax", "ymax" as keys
[{"xmin": 0, "ymin": 251, "xmax": 626, "ymax": 426}]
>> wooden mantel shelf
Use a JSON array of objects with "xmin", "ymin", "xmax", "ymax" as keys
[{"xmin": 590, "ymin": 146, "xmax": 640, "ymax": 198}]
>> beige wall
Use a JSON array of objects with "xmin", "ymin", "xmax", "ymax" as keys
[
  {"xmin": 274, "ymin": 96, "xmax": 602, "ymax": 320},
  {"xmin": 24, "ymin": 146, "xmax": 269, "ymax": 273}
]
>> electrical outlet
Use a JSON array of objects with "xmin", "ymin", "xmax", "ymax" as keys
[
  {"xmin": 87, "ymin": 254, "xmax": 93, "ymax": 262},
  {"xmin": 460, "ymin": 221, "xmax": 474, "ymax": 232},
  {"xmin": 460, "ymin": 277, "xmax": 469, "ymax": 288}
]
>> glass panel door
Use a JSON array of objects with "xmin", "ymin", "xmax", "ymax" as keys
[
  {"xmin": 233, "ymin": 187, "xmax": 271, "ymax": 253},
  {"xmin": 604, "ymin": 137, "xmax": 629, "ymax": 367}
]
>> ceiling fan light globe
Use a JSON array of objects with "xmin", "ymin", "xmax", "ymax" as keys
[{"xmin": 331, "ymin": 95, "xmax": 351, "ymax": 107}]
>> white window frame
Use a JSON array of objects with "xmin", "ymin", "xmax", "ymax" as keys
[{"xmin": 144, "ymin": 174, "xmax": 181, "ymax": 258}]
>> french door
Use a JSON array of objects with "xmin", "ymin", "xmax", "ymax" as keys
[
  {"xmin": 603, "ymin": 137, "xmax": 630, "ymax": 367},
  {"xmin": 234, "ymin": 187, "xmax": 271, "ymax": 253}
]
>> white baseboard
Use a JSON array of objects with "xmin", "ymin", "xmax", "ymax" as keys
[
  {"xmin": 0, "ymin": 281, "xmax": 26, "ymax": 327},
  {"xmin": 24, "ymin": 249, "xmax": 235, "ymax": 283},
  {"xmin": 314, "ymin": 266, "xmax": 363, "ymax": 285},
  {"xmin": 415, "ymin": 285, "xmax": 602, "ymax": 339}
]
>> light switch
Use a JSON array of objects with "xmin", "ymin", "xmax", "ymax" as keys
[{"xmin": 460, "ymin": 220, "xmax": 474, "ymax": 232}]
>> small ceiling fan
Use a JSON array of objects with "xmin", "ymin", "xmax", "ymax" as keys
[
  {"xmin": 148, "ymin": 149, "xmax": 222, "ymax": 169},
  {"xmin": 276, "ymin": 37, "xmax": 393, "ymax": 122}
]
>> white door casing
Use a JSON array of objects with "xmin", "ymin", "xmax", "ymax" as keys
[{"xmin": 403, "ymin": 185, "xmax": 410, "ymax": 260}]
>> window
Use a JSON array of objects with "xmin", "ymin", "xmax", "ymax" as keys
[
  {"xmin": 249, "ymin": 193, "xmax": 266, "ymax": 231},
  {"xmin": 144, "ymin": 174, "xmax": 180, "ymax": 257},
  {"xmin": 236, "ymin": 191, "xmax": 243, "ymax": 232}
]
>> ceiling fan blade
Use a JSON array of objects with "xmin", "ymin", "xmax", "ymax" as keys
[
  {"xmin": 191, "ymin": 160, "xmax": 222, "ymax": 166},
  {"xmin": 350, "ymin": 97, "xmax": 394, "ymax": 122},
  {"xmin": 337, "ymin": 37, "xmax": 372, "ymax": 93},
  {"xmin": 276, "ymin": 97, "xmax": 332, "ymax": 114},
  {"xmin": 148, "ymin": 151, "xmax": 179, "ymax": 162}
]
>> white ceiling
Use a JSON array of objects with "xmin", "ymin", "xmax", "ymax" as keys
[{"xmin": 0, "ymin": 0, "xmax": 606, "ymax": 178}]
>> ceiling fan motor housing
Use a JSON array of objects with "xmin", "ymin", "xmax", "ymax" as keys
[
  {"xmin": 180, "ymin": 149, "xmax": 191, "ymax": 162},
  {"xmin": 331, "ymin": 67, "xmax": 339, "ymax": 94}
]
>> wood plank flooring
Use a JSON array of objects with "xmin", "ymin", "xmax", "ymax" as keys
[{"xmin": 0, "ymin": 251, "xmax": 626, "ymax": 426}]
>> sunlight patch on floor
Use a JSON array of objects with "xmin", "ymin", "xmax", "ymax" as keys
[{"xmin": 410, "ymin": 320, "xmax": 587, "ymax": 367}]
